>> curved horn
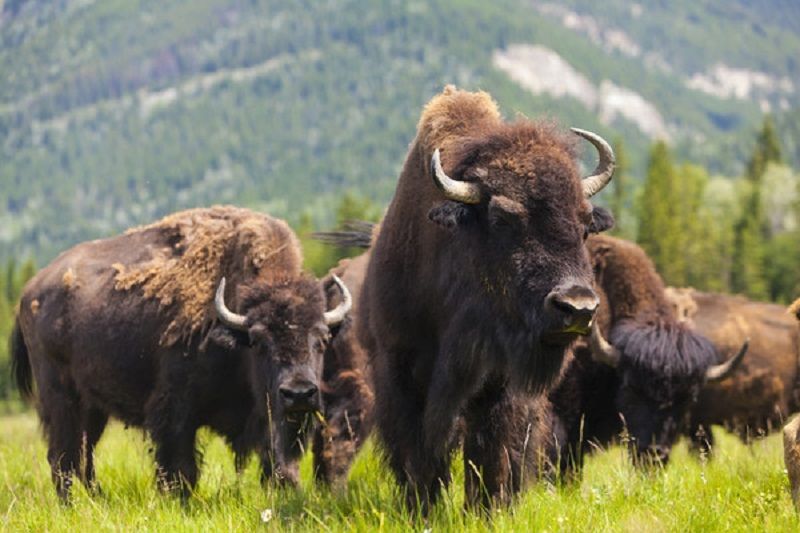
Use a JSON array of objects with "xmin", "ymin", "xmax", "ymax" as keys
[
  {"xmin": 214, "ymin": 277, "xmax": 248, "ymax": 331},
  {"xmin": 590, "ymin": 324, "xmax": 621, "ymax": 367},
  {"xmin": 571, "ymin": 128, "xmax": 616, "ymax": 198},
  {"xmin": 324, "ymin": 275, "xmax": 352, "ymax": 326},
  {"xmin": 431, "ymin": 149, "xmax": 482, "ymax": 204},
  {"xmin": 705, "ymin": 339, "xmax": 749, "ymax": 382}
]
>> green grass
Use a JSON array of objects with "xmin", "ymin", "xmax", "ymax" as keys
[{"xmin": 0, "ymin": 412, "xmax": 797, "ymax": 531}]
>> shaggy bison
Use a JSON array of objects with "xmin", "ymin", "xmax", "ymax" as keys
[
  {"xmin": 357, "ymin": 86, "xmax": 616, "ymax": 510},
  {"xmin": 312, "ymin": 250, "xmax": 375, "ymax": 486},
  {"xmin": 11, "ymin": 206, "xmax": 351, "ymax": 501},
  {"xmin": 666, "ymin": 288, "xmax": 800, "ymax": 453},
  {"xmin": 548, "ymin": 236, "xmax": 746, "ymax": 477}
]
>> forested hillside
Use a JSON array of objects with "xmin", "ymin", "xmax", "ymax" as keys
[{"xmin": 1, "ymin": 0, "xmax": 799, "ymax": 263}]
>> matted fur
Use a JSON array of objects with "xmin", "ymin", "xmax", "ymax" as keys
[
  {"xmin": 665, "ymin": 286, "xmax": 699, "ymax": 323},
  {"xmin": 113, "ymin": 206, "xmax": 302, "ymax": 345},
  {"xmin": 417, "ymin": 85, "xmax": 501, "ymax": 157}
]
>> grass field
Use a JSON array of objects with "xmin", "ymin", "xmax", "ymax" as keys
[{"xmin": 0, "ymin": 412, "xmax": 797, "ymax": 532}]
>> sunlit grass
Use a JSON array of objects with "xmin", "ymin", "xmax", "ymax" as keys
[{"xmin": 0, "ymin": 412, "xmax": 796, "ymax": 531}]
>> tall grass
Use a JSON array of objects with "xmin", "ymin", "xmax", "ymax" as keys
[{"xmin": 0, "ymin": 412, "xmax": 796, "ymax": 531}]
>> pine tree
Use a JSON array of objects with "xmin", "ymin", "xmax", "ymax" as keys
[
  {"xmin": 637, "ymin": 141, "xmax": 683, "ymax": 285},
  {"xmin": 676, "ymin": 163, "xmax": 710, "ymax": 288},
  {"xmin": 746, "ymin": 116, "xmax": 782, "ymax": 181},
  {"xmin": 731, "ymin": 116, "xmax": 783, "ymax": 299}
]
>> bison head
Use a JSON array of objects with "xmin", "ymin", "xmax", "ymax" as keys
[
  {"xmin": 213, "ymin": 275, "xmax": 352, "ymax": 420},
  {"xmin": 590, "ymin": 321, "xmax": 747, "ymax": 466},
  {"xmin": 427, "ymin": 125, "xmax": 615, "ymax": 389}
]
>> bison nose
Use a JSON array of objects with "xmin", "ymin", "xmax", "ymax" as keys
[
  {"xmin": 546, "ymin": 284, "xmax": 599, "ymax": 334},
  {"xmin": 279, "ymin": 383, "xmax": 319, "ymax": 403},
  {"xmin": 279, "ymin": 382, "xmax": 320, "ymax": 412}
]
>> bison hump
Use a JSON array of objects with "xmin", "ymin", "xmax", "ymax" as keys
[{"xmin": 112, "ymin": 206, "xmax": 302, "ymax": 346}]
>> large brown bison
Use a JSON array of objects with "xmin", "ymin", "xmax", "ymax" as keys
[
  {"xmin": 357, "ymin": 86, "xmax": 616, "ymax": 510},
  {"xmin": 665, "ymin": 288, "xmax": 800, "ymax": 453},
  {"xmin": 548, "ymin": 236, "xmax": 746, "ymax": 477},
  {"xmin": 11, "ymin": 206, "xmax": 351, "ymax": 501}
]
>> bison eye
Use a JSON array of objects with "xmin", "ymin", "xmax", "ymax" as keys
[{"xmin": 489, "ymin": 211, "xmax": 518, "ymax": 232}]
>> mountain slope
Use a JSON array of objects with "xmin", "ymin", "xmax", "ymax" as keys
[{"xmin": 1, "ymin": 0, "xmax": 798, "ymax": 261}]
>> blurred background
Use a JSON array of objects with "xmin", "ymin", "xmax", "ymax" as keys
[{"xmin": 0, "ymin": 0, "xmax": 799, "ymax": 404}]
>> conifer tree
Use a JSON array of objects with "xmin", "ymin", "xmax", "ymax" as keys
[
  {"xmin": 731, "ymin": 116, "xmax": 782, "ymax": 299},
  {"xmin": 637, "ymin": 141, "xmax": 683, "ymax": 285}
]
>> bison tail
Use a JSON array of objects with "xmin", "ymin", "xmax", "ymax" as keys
[
  {"xmin": 312, "ymin": 220, "xmax": 375, "ymax": 249},
  {"xmin": 10, "ymin": 319, "xmax": 33, "ymax": 400}
]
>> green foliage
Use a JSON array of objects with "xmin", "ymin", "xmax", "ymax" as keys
[
  {"xmin": 747, "ymin": 116, "xmax": 783, "ymax": 181},
  {"xmin": 731, "ymin": 116, "xmax": 786, "ymax": 299},
  {"xmin": 0, "ymin": 258, "xmax": 35, "ymax": 409},
  {"xmin": 0, "ymin": 412, "xmax": 797, "ymax": 530},
  {"xmin": 637, "ymin": 142, "xmax": 684, "ymax": 285},
  {"xmin": 299, "ymin": 192, "xmax": 380, "ymax": 277},
  {"xmin": 0, "ymin": 0, "xmax": 798, "ymax": 264},
  {"xmin": 609, "ymin": 136, "xmax": 634, "ymax": 239}
]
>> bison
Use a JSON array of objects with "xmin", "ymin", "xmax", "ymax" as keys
[
  {"xmin": 11, "ymin": 206, "xmax": 351, "ymax": 501},
  {"xmin": 357, "ymin": 86, "xmax": 616, "ymax": 510},
  {"xmin": 548, "ymin": 236, "xmax": 746, "ymax": 477},
  {"xmin": 311, "ymin": 250, "xmax": 376, "ymax": 487},
  {"xmin": 665, "ymin": 288, "xmax": 800, "ymax": 454}
]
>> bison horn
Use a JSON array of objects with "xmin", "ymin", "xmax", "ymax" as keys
[
  {"xmin": 589, "ymin": 324, "xmax": 621, "ymax": 368},
  {"xmin": 705, "ymin": 339, "xmax": 749, "ymax": 382},
  {"xmin": 431, "ymin": 148, "xmax": 482, "ymax": 205},
  {"xmin": 571, "ymin": 128, "xmax": 616, "ymax": 198},
  {"xmin": 324, "ymin": 275, "xmax": 352, "ymax": 326},
  {"xmin": 215, "ymin": 277, "xmax": 248, "ymax": 331}
]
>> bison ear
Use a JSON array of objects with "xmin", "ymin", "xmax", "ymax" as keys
[
  {"xmin": 588, "ymin": 206, "xmax": 615, "ymax": 234},
  {"xmin": 207, "ymin": 324, "xmax": 249, "ymax": 350},
  {"xmin": 428, "ymin": 201, "xmax": 477, "ymax": 230}
]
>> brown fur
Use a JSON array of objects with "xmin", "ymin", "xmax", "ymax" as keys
[
  {"xmin": 312, "ymin": 252, "xmax": 376, "ymax": 487},
  {"xmin": 359, "ymin": 86, "xmax": 611, "ymax": 511},
  {"xmin": 417, "ymin": 85, "xmax": 502, "ymax": 157},
  {"xmin": 666, "ymin": 289, "xmax": 800, "ymax": 447},
  {"xmin": 588, "ymin": 235, "xmax": 674, "ymax": 326},
  {"xmin": 664, "ymin": 286, "xmax": 698, "ymax": 324},
  {"xmin": 113, "ymin": 205, "xmax": 301, "ymax": 345}
]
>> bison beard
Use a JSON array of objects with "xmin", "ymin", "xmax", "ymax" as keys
[{"xmin": 359, "ymin": 86, "xmax": 614, "ymax": 511}]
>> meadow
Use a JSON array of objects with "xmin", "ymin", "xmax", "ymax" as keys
[{"xmin": 0, "ymin": 411, "xmax": 797, "ymax": 532}]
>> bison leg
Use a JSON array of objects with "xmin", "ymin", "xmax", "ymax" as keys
[
  {"xmin": 377, "ymin": 356, "xmax": 454, "ymax": 513},
  {"xmin": 34, "ymin": 363, "xmax": 82, "ymax": 503},
  {"xmin": 152, "ymin": 428, "xmax": 199, "ymax": 498},
  {"xmin": 462, "ymin": 385, "xmax": 524, "ymax": 510},
  {"xmin": 79, "ymin": 407, "xmax": 108, "ymax": 492}
]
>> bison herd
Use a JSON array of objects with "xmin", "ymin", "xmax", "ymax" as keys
[{"xmin": 10, "ymin": 86, "xmax": 800, "ymax": 512}]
